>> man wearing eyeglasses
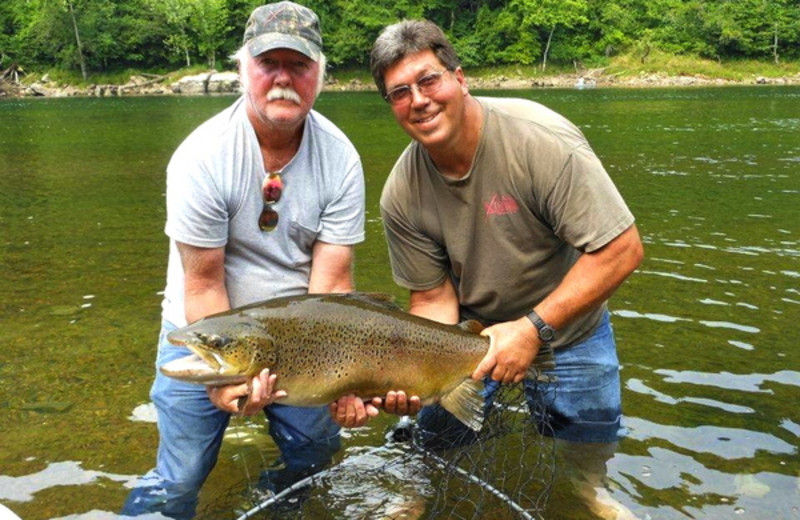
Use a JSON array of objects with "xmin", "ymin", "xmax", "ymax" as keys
[
  {"xmin": 354, "ymin": 19, "xmax": 644, "ymax": 517},
  {"xmin": 123, "ymin": 3, "xmax": 369, "ymax": 518}
]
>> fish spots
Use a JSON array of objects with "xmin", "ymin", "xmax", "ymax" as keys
[
  {"xmin": 164, "ymin": 293, "xmax": 490, "ymax": 424},
  {"xmin": 332, "ymin": 367, "xmax": 350, "ymax": 380}
]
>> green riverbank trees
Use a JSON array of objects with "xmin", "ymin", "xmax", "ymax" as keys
[{"xmin": 2, "ymin": 0, "xmax": 799, "ymax": 79}]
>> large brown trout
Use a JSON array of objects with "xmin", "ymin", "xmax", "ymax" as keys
[{"xmin": 160, "ymin": 292, "xmax": 554, "ymax": 430}]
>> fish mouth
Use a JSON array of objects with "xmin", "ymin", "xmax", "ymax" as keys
[
  {"xmin": 166, "ymin": 328, "xmax": 192, "ymax": 346},
  {"xmin": 184, "ymin": 343, "xmax": 228, "ymax": 372},
  {"xmin": 166, "ymin": 330, "xmax": 231, "ymax": 372},
  {"xmin": 160, "ymin": 353, "xmax": 248, "ymax": 386}
]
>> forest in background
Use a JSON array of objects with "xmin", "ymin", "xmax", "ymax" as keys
[{"xmin": 2, "ymin": 0, "xmax": 799, "ymax": 82}]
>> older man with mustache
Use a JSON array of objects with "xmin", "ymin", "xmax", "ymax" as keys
[{"xmin": 122, "ymin": 3, "xmax": 368, "ymax": 518}]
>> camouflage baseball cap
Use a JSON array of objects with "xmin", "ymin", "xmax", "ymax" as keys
[{"xmin": 243, "ymin": 2, "xmax": 322, "ymax": 61}]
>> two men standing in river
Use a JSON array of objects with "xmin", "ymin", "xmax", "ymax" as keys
[{"xmin": 125, "ymin": 3, "xmax": 643, "ymax": 519}]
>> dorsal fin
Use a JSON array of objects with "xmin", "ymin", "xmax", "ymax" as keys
[
  {"xmin": 457, "ymin": 320, "xmax": 485, "ymax": 334},
  {"xmin": 346, "ymin": 292, "xmax": 404, "ymax": 311}
]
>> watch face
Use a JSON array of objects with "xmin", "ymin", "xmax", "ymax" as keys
[
  {"xmin": 527, "ymin": 311, "xmax": 556, "ymax": 343},
  {"xmin": 539, "ymin": 326, "xmax": 556, "ymax": 342}
]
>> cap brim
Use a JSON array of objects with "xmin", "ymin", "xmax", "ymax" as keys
[{"xmin": 247, "ymin": 33, "xmax": 320, "ymax": 61}]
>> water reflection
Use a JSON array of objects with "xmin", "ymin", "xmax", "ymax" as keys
[
  {"xmin": 626, "ymin": 379, "xmax": 756, "ymax": 414},
  {"xmin": 0, "ymin": 461, "xmax": 137, "ymax": 502},
  {"xmin": 655, "ymin": 369, "xmax": 800, "ymax": 393},
  {"xmin": 611, "ymin": 448, "xmax": 797, "ymax": 518}
]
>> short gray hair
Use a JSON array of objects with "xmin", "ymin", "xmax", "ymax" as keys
[
  {"xmin": 232, "ymin": 45, "xmax": 327, "ymax": 96},
  {"xmin": 369, "ymin": 20, "xmax": 461, "ymax": 98}
]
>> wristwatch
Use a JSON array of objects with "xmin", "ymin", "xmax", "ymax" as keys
[{"xmin": 526, "ymin": 310, "xmax": 556, "ymax": 345}]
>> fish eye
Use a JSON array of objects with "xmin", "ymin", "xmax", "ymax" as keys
[
  {"xmin": 193, "ymin": 333, "xmax": 229, "ymax": 349},
  {"xmin": 209, "ymin": 334, "xmax": 232, "ymax": 348}
]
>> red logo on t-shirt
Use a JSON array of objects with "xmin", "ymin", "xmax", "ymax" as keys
[{"xmin": 483, "ymin": 193, "xmax": 520, "ymax": 219}]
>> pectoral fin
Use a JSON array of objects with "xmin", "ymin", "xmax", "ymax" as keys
[{"xmin": 439, "ymin": 378, "xmax": 485, "ymax": 431}]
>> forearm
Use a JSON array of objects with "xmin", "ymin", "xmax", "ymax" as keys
[
  {"xmin": 534, "ymin": 224, "xmax": 643, "ymax": 328},
  {"xmin": 308, "ymin": 242, "xmax": 355, "ymax": 293},
  {"xmin": 184, "ymin": 285, "xmax": 229, "ymax": 324},
  {"xmin": 408, "ymin": 278, "xmax": 459, "ymax": 325},
  {"xmin": 176, "ymin": 241, "xmax": 229, "ymax": 324},
  {"xmin": 309, "ymin": 273, "xmax": 353, "ymax": 294},
  {"xmin": 473, "ymin": 225, "xmax": 642, "ymax": 383}
]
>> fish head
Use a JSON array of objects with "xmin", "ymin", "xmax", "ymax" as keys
[{"xmin": 165, "ymin": 315, "xmax": 278, "ymax": 381}]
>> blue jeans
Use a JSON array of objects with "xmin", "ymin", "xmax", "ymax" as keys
[
  {"xmin": 122, "ymin": 321, "xmax": 340, "ymax": 519},
  {"xmin": 417, "ymin": 311, "xmax": 621, "ymax": 447}
]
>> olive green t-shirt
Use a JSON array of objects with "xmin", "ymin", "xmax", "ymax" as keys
[{"xmin": 380, "ymin": 97, "xmax": 634, "ymax": 347}]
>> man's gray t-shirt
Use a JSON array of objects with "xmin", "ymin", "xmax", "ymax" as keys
[
  {"xmin": 162, "ymin": 97, "xmax": 365, "ymax": 327},
  {"xmin": 380, "ymin": 97, "xmax": 633, "ymax": 347}
]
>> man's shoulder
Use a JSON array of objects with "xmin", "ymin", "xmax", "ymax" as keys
[
  {"xmin": 175, "ymin": 98, "xmax": 247, "ymax": 153},
  {"xmin": 478, "ymin": 96, "xmax": 586, "ymax": 148},
  {"xmin": 479, "ymin": 96, "xmax": 569, "ymax": 127},
  {"xmin": 388, "ymin": 141, "xmax": 424, "ymax": 178},
  {"xmin": 307, "ymin": 109, "xmax": 358, "ymax": 153},
  {"xmin": 382, "ymin": 141, "xmax": 426, "ymax": 202}
]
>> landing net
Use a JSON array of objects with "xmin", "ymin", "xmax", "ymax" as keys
[{"xmin": 198, "ymin": 379, "xmax": 557, "ymax": 520}]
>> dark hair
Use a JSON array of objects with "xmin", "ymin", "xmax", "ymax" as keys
[{"xmin": 370, "ymin": 20, "xmax": 461, "ymax": 98}]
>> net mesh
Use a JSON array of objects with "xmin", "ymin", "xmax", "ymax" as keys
[{"xmin": 197, "ymin": 378, "xmax": 556, "ymax": 520}]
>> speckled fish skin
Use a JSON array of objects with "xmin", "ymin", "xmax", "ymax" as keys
[
  {"xmin": 160, "ymin": 292, "xmax": 554, "ymax": 430},
  {"xmin": 163, "ymin": 292, "xmax": 488, "ymax": 399}
]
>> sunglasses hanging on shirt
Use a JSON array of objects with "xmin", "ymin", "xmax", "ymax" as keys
[{"xmin": 259, "ymin": 172, "xmax": 283, "ymax": 232}]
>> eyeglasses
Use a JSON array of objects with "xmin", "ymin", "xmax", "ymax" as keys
[
  {"xmin": 384, "ymin": 70, "xmax": 448, "ymax": 106},
  {"xmin": 259, "ymin": 172, "xmax": 283, "ymax": 231}
]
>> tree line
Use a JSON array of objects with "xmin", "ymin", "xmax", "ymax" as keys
[{"xmin": 2, "ymin": 0, "xmax": 799, "ymax": 80}]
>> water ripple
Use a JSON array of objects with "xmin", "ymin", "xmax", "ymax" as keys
[
  {"xmin": 780, "ymin": 419, "xmax": 800, "ymax": 437},
  {"xmin": 0, "ymin": 461, "xmax": 137, "ymax": 502},
  {"xmin": 52, "ymin": 511, "xmax": 165, "ymax": 520},
  {"xmin": 613, "ymin": 309, "xmax": 690, "ymax": 323},
  {"xmin": 611, "ymin": 448, "xmax": 797, "ymax": 518},
  {"xmin": 614, "ymin": 310, "xmax": 759, "ymax": 335},
  {"xmin": 654, "ymin": 369, "xmax": 800, "ymax": 393},
  {"xmin": 698, "ymin": 320, "xmax": 760, "ymax": 333},
  {"xmin": 728, "ymin": 340, "xmax": 755, "ymax": 350},
  {"xmin": 639, "ymin": 270, "xmax": 708, "ymax": 283},
  {"xmin": 624, "ymin": 417, "xmax": 795, "ymax": 458},
  {"xmin": 627, "ymin": 378, "xmax": 755, "ymax": 414}
]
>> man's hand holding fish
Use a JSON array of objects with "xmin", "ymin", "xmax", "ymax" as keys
[
  {"xmin": 330, "ymin": 391, "xmax": 422, "ymax": 428},
  {"xmin": 207, "ymin": 368, "xmax": 287, "ymax": 416}
]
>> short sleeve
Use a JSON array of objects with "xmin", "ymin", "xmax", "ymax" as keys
[
  {"xmin": 318, "ymin": 158, "xmax": 366, "ymax": 245},
  {"xmin": 380, "ymin": 168, "xmax": 449, "ymax": 291},
  {"xmin": 544, "ymin": 144, "xmax": 634, "ymax": 253},
  {"xmin": 164, "ymin": 146, "xmax": 229, "ymax": 249}
]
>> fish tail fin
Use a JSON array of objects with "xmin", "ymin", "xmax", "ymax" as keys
[
  {"xmin": 527, "ymin": 345, "xmax": 557, "ymax": 383},
  {"xmin": 439, "ymin": 378, "xmax": 485, "ymax": 431}
]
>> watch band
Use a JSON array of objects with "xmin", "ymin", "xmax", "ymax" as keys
[{"xmin": 526, "ymin": 310, "xmax": 556, "ymax": 344}]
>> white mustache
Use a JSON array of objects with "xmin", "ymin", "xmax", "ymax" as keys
[{"xmin": 267, "ymin": 88, "xmax": 301, "ymax": 104}]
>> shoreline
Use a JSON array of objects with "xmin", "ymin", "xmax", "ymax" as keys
[{"xmin": 2, "ymin": 68, "xmax": 799, "ymax": 98}]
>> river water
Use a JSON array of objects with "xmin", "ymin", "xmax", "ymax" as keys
[{"xmin": 0, "ymin": 86, "xmax": 798, "ymax": 519}]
